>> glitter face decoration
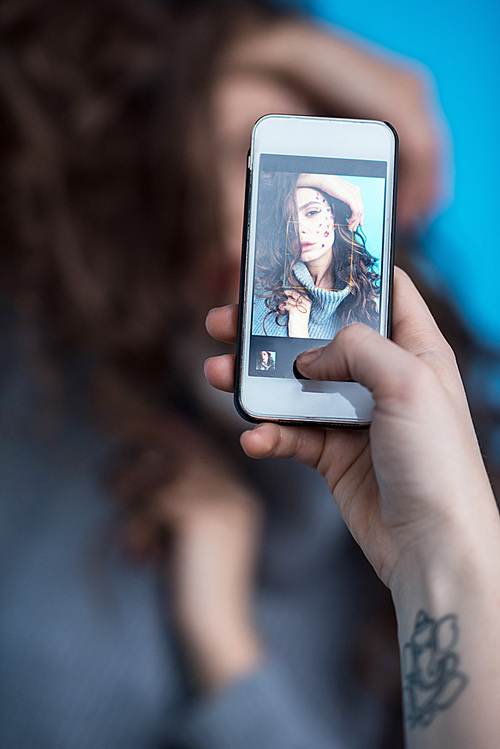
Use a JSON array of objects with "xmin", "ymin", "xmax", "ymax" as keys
[{"xmin": 295, "ymin": 188, "xmax": 335, "ymax": 260}]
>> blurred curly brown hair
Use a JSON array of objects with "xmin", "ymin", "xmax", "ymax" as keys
[{"xmin": 0, "ymin": 0, "xmax": 286, "ymax": 439}]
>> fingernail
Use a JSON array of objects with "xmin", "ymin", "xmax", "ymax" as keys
[{"xmin": 296, "ymin": 348, "xmax": 321, "ymax": 367}]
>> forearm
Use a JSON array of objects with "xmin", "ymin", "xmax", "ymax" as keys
[
  {"xmin": 391, "ymin": 511, "xmax": 500, "ymax": 749},
  {"xmin": 296, "ymin": 173, "xmax": 345, "ymax": 197}
]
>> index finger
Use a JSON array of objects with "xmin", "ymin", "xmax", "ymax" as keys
[
  {"xmin": 205, "ymin": 303, "xmax": 238, "ymax": 344},
  {"xmin": 348, "ymin": 208, "xmax": 364, "ymax": 232}
]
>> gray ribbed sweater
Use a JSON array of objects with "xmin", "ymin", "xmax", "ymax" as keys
[{"xmin": 252, "ymin": 262, "xmax": 351, "ymax": 339}]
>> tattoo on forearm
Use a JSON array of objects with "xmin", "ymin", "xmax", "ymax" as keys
[{"xmin": 402, "ymin": 610, "xmax": 469, "ymax": 729}]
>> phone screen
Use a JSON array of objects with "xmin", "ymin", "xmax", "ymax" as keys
[{"xmin": 249, "ymin": 154, "xmax": 387, "ymax": 379}]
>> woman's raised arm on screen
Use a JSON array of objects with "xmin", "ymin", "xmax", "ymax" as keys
[{"xmin": 296, "ymin": 173, "xmax": 364, "ymax": 232}]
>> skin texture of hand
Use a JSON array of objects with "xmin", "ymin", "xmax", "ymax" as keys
[
  {"xmin": 204, "ymin": 269, "xmax": 498, "ymax": 591},
  {"xmin": 296, "ymin": 173, "xmax": 364, "ymax": 232},
  {"xmin": 122, "ymin": 453, "xmax": 263, "ymax": 692},
  {"xmin": 282, "ymin": 288, "xmax": 312, "ymax": 337}
]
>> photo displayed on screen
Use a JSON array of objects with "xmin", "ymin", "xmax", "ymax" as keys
[
  {"xmin": 249, "ymin": 154, "xmax": 387, "ymax": 378},
  {"xmin": 256, "ymin": 349, "xmax": 276, "ymax": 371}
]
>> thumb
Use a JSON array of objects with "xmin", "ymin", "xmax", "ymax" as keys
[{"xmin": 295, "ymin": 323, "xmax": 425, "ymax": 404}]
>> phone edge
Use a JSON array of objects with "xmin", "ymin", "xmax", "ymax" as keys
[{"xmin": 235, "ymin": 117, "xmax": 398, "ymax": 428}]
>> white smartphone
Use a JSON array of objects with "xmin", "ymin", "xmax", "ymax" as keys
[{"xmin": 235, "ymin": 115, "xmax": 397, "ymax": 427}]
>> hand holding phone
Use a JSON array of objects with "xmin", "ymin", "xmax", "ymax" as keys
[
  {"xmin": 206, "ymin": 268, "xmax": 497, "ymax": 584},
  {"xmin": 206, "ymin": 270, "xmax": 500, "ymax": 749},
  {"xmin": 236, "ymin": 115, "xmax": 397, "ymax": 426}
]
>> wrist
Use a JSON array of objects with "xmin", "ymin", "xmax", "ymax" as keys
[
  {"xmin": 288, "ymin": 321, "xmax": 309, "ymax": 338},
  {"xmin": 390, "ymin": 515, "xmax": 500, "ymax": 745},
  {"xmin": 390, "ymin": 512, "xmax": 500, "ymax": 679},
  {"xmin": 390, "ymin": 504, "xmax": 500, "ymax": 609}
]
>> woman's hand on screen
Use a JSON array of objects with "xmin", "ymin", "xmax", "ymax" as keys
[
  {"xmin": 296, "ymin": 173, "xmax": 364, "ymax": 232},
  {"xmin": 281, "ymin": 288, "xmax": 312, "ymax": 338}
]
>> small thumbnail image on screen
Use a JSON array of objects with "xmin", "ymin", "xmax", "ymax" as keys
[{"xmin": 256, "ymin": 349, "xmax": 276, "ymax": 371}]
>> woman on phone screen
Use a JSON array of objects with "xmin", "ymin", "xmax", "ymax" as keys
[
  {"xmin": 252, "ymin": 173, "xmax": 379, "ymax": 338},
  {"xmin": 257, "ymin": 350, "xmax": 275, "ymax": 370}
]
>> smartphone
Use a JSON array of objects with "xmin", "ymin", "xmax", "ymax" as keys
[{"xmin": 235, "ymin": 115, "xmax": 397, "ymax": 427}]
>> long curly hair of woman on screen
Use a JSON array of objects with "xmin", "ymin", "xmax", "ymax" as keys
[{"xmin": 255, "ymin": 172, "xmax": 380, "ymax": 333}]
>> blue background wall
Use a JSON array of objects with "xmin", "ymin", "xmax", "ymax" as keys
[{"xmin": 307, "ymin": 0, "xmax": 500, "ymax": 345}]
